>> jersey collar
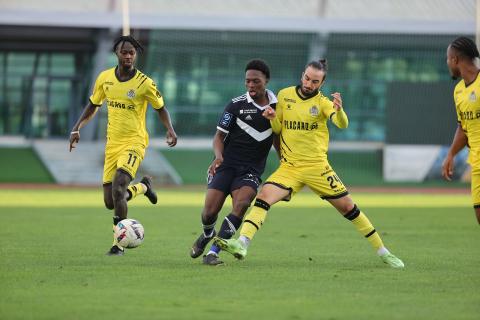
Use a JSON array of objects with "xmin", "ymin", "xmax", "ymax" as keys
[
  {"xmin": 114, "ymin": 66, "xmax": 137, "ymax": 83},
  {"xmin": 246, "ymin": 89, "xmax": 278, "ymax": 110}
]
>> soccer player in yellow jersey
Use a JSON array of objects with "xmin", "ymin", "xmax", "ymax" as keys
[
  {"xmin": 215, "ymin": 59, "xmax": 404, "ymax": 268},
  {"xmin": 442, "ymin": 36, "xmax": 480, "ymax": 224},
  {"xmin": 69, "ymin": 35, "xmax": 177, "ymax": 255}
]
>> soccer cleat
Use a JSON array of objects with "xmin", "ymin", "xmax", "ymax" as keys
[
  {"xmin": 106, "ymin": 245, "xmax": 124, "ymax": 256},
  {"xmin": 202, "ymin": 253, "xmax": 224, "ymax": 266},
  {"xmin": 213, "ymin": 237, "xmax": 247, "ymax": 260},
  {"xmin": 381, "ymin": 252, "xmax": 405, "ymax": 269},
  {"xmin": 190, "ymin": 231, "xmax": 216, "ymax": 258},
  {"xmin": 141, "ymin": 176, "xmax": 157, "ymax": 204}
]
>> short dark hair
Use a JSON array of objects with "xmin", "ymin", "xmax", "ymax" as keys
[
  {"xmin": 245, "ymin": 59, "xmax": 270, "ymax": 79},
  {"xmin": 112, "ymin": 35, "xmax": 144, "ymax": 54},
  {"xmin": 306, "ymin": 59, "xmax": 328, "ymax": 72},
  {"xmin": 450, "ymin": 36, "xmax": 479, "ymax": 60}
]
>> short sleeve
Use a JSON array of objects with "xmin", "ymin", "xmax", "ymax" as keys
[
  {"xmin": 270, "ymin": 90, "xmax": 284, "ymax": 134},
  {"xmin": 89, "ymin": 72, "xmax": 107, "ymax": 106},
  {"xmin": 216, "ymin": 102, "xmax": 236, "ymax": 133},
  {"xmin": 145, "ymin": 79, "xmax": 165, "ymax": 110}
]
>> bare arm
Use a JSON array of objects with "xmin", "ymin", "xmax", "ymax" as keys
[
  {"xmin": 155, "ymin": 107, "xmax": 177, "ymax": 147},
  {"xmin": 208, "ymin": 130, "xmax": 227, "ymax": 176},
  {"xmin": 69, "ymin": 101, "xmax": 99, "ymax": 152},
  {"xmin": 442, "ymin": 125, "xmax": 468, "ymax": 181}
]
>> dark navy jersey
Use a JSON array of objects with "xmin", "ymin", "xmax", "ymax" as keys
[{"xmin": 216, "ymin": 90, "xmax": 277, "ymax": 172}]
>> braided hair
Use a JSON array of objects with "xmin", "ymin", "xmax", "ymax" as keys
[
  {"xmin": 112, "ymin": 35, "xmax": 144, "ymax": 54},
  {"xmin": 450, "ymin": 36, "xmax": 479, "ymax": 60}
]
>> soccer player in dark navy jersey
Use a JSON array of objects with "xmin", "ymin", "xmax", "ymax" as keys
[{"xmin": 190, "ymin": 59, "xmax": 277, "ymax": 265}]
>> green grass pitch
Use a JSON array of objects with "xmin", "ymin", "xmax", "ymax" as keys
[{"xmin": 1, "ymin": 188, "xmax": 479, "ymax": 320}]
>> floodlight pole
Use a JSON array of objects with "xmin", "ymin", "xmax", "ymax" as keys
[
  {"xmin": 477, "ymin": 0, "xmax": 480, "ymax": 50},
  {"xmin": 122, "ymin": 0, "xmax": 130, "ymax": 36}
]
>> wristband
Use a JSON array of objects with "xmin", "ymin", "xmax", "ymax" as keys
[{"xmin": 70, "ymin": 131, "xmax": 79, "ymax": 135}]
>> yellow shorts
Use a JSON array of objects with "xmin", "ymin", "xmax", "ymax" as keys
[
  {"xmin": 103, "ymin": 143, "xmax": 145, "ymax": 184},
  {"xmin": 265, "ymin": 160, "xmax": 348, "ymax": 201},
  {"xmin": 471, "ymin": 168, "xmax": 480, "ymax": 207}
]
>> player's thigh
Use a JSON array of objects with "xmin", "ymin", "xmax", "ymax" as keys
[
  {"xmin": 303, "ymin": 162, "xmax": 349, "ymax": 200},
  {"xmin": 231, "ymin": 185, "xmax": 257, "ymax": 216},
  {"xmin": 203, "ymin": 188, "xmax": 228, "ymax": 216},
  {"xmin": 262, "ymin": 163, "xmax": 303, "ymax": 202}
]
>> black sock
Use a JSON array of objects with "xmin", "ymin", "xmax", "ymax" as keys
[
  {"xmin": 217, "ymin": 213, "xmax": 243, "ymax": 239},
  {"xmin": 113, "ymin": 216, "xmax": 122, "ymax": 226},
  {"xmin": 201, "ymin": 214, "xmax": 217, "ymax": 238}
]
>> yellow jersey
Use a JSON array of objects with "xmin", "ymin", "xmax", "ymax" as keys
[
  {"xmin": 454, "ymin": 72, "xmax": 480, "ymax": 166},
  {"xmin": 90, "ymin": 67, "xmax": 164, "ymax": 147},
  {"xmin": 271, "ymin": 86, "xmax": 348, "ymax": 165}
]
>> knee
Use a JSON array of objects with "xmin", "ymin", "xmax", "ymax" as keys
[
  {"xmin": 343, "ymin": 204, "xmax": 360, "ymax": 220},
  {"xmin": 232, "ymin": 200, "xmax": 252, "ymax": 215},
  {"xmin": 104, "ymin": 199, "xmax": 114, "ymax": 210}
]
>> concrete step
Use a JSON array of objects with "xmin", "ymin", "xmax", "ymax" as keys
[{"xmin": 32, "ymin": 140, "xmax": 181, "ymax": 185}]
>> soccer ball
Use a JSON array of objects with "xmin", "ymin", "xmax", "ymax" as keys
[{"xmin": 114, "ymin": 218, "xmax": 145, "ymax": 248}]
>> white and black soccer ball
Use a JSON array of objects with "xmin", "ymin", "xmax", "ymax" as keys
[{"xmin": 114, "ymin": 218, "xmax": 145, "ymax": 248}]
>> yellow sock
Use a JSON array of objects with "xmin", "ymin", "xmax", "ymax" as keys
[
  {"xmin": 345, "ymin": 205, "xmax": 384, "ymax": 251},
  {"xmin": 127, "ymin": 183, "xmax": 146, "ymax": 200},
  {"xmin": 240, "ymin": 199, "xmax": 270, "ymax": 240}
]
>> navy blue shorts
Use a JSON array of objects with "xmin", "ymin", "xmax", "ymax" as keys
[{"xmin": 207, "ymin": 164, "xmax": 262, "ymax": 195}]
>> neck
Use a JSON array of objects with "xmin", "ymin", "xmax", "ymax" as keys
[
  {"xmin": 116, "ymin": 65, "xmax": 135, "ymax": 79},
  {"xmin": 461, "ymin": 63, "xmax": 480, "ymax": 85},
  {"xmin": 297, "ymin": 86, "xmax": 316, "ymax": 99},
  {"xmin": 252, "ymin": 91, "xmax": 269, "ymax": 106}
]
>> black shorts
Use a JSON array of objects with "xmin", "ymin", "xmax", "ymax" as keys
[{"xmin": 207, "ymin": 164, "xmax": 262, "ymax": 195}]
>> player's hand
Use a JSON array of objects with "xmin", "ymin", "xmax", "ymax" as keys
[
  {"xmin": 69, "ymin": 131, "xmax": 80, "ymax": 152},
  {"xmin": 166, "ymin": 129, "xmax": 177, "ymax": 147},
  {"xmin": 331, "ymin": 92, "xmax": 342, "ymax": 111},
  {"xmin": 262, "ymin": 106, "xmax": 276, "ymax": 120},
  {"xmin": 441, "ymin": 154, "xmax": 454, "ymax": 181},
  {"xmin": 208, "ymin": 157, "xmax": 223, "ymax": 176}
]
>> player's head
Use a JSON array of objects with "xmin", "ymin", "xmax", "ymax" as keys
[
  {"xmin": 301, "ymin": 59, "xmax": 327, "ymax": 96},
  {"xmin": 447, "ymin": 36, "xmax": 479, "ymax": 80},
  {"xmin": 112, "ymin": 35, "xmax": 144, "ymax": 69},
  {"xmin": 245, "ymin": 59, "xmax": 270, "ymax": 100}
]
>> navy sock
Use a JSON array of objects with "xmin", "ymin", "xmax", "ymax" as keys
[
  {"xmin": 201, "ymin": 214, "xmax": 217, "ymax": 238},
  {"xmin": 211, "ymin": 213, "xmax": 242, "ymax": 254}
]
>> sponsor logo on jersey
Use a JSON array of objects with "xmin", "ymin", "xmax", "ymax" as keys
[
  {"xmin": 107, "ymin": 100, "xmax": 135, "ymax": 110},
  {"xmin": 284, "ymin": 98, "xmax": 296, "ymax": 103},
  {"xmin": 220, "ymin": 112, "xmax": 233, "ymax": 127},
  {"xmin": 127, "ymin": 89, "xmax": 136, "ymax": 98},
  {"xmin": 240, "ymin": 109, "xmax": 257, "ymax": 114},
  {"xmin": 470, "ymin": 91, "xmax": 477, "ymax": 101},
  {"xmin": 459, "ymin": 110, "xmax": 480, "ymax": 120},
  {"xmin": 245, "ymin": 115, "xmax": 253, "ymax": 120},
  {"xmin": 310, "ymin": 106, "xmax": 319, "ymax": 116},
  {"xmin": 283, "ymin": 120, "xmax": 318, "ymax": 131}
]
